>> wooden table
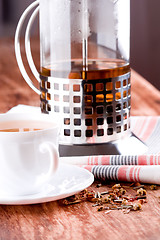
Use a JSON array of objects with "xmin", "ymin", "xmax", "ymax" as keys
[{"xmin": 0, "ymin": 38, "xmax": 160, "ymax": 240}]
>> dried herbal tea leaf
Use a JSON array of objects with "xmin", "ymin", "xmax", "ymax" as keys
[
  {"xmin": 92, "ymin": 203, "xmax": 101, "ymax": 207},
  {"xmin": 122, "ymin": 209, "xmax": 131, "ymax": 214},
  {"xmin": 138, "ymin": 199, "xmax": 145, "ymax": 205},
  {"xmin": 122, "ymin": 199, "xmax": 128, "ymax": 205},
  {"xmin": 62, "ymin": 199, "xmax": 69, "ymax": 205},
  {"xmin": 137, "ymin": 188, "xmax": 147, "ymax": 196},
  {"xmin": 90, "ymin": 197, "xmax": 102, "ymax": 203},
  {"xmin": 102, "ymin": 196, "xmax": 111, "ymax": 203},
  {"xmin": 119, "ymin": 188, "xmax": 126, "ymax": 195},
  {"xmin": 112, "ymin": 184, "xmax": 121, "ymax": 190},
  {"xmin": 133, "ymin": 185, "xmax": 145, "ymax": 190},
  {"xmin": 79, "ymin": 189, "xmax": 88, "ymax": 195},
  {"xmin": 67, "ymin": 200, "xmax": 82, "ymax": 205},
  {"xmin": 105, "ymin": 210, "xmax": 112, "ymax": 214},
  {"xmin": 132, "ymin": 203, "xmax": 142, "ymax": 211},
  {"xmin": 101, "ymin": 191, "xmax": 109, "ymax": 195},
  {"xmin": 97, "ymin": 206, "xmax": 104, "ymax": 212},
  {"xmin": 150, "ymin": 185, "xmax": 157, "ymax": 190},
  {"xmin": 86, "ymin": 192, "xmax": 95, "ymax": 200},
  {"xmin": 95, "ymin": 191, "xmax": 101, "ymax": 198},
  {"xmin": 133, "ymin": 182, "xmax": 142, "ymax": 187}
]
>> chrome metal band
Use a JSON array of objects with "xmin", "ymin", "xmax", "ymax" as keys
[{"xmin": 40, "ymin": 72, "xmax": 131, "ymax": 145}]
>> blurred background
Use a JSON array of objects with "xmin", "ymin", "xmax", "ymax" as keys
[{"xmin": 0, "ymin": 0, "xmax": 160, "ymax": 90}]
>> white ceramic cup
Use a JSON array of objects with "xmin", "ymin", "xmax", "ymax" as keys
[{"xmin": 0, "ymin": 113, "xmax": 59, "ymax": 196}]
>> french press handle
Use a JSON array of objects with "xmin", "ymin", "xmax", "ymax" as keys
[{"xmin": 15, "ymin": 0, "xmax": 40, "ymax": 95}]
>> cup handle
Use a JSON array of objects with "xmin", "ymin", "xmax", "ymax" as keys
[
  {"xmin": 39, "ymin": 142, "xmax": 59, "ymax": 183},
  {"xmin": 15, "ymin": 0, "xmax": 40, "ymax": 95}
]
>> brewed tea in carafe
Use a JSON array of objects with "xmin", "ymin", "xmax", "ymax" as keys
[{"xmin": 40, "ymin": 0, "xmax": 130, "ymax": 79}]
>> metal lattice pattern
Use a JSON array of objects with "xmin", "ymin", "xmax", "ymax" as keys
[{"xmin": 40, "ymin": 72, "xmax": 131, "ymax": 144}]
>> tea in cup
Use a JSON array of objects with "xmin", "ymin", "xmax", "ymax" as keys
[{"xmin": 0, "ymin": 113, "xmax": 59, "ymax": 196}]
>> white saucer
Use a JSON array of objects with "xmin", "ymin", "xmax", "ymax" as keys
[{"xmin": 0, "ymin": 164, "xmax": 94, "ymax": 205}]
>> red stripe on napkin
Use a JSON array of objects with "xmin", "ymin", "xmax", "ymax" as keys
[
  {"xmin": 117, "ymin": 166, "xmax": 128, "ymax": 181},
  {"xmin": 101, "ymin": 155, "xmax": 110, "ymax": 165},
  {"xmin": 138, "ymin": 155, "xmax": 147, "ymax": 165}
]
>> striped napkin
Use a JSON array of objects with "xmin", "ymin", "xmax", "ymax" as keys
[{"xmin": 61, "ymin": 116, "xmax": 160, "ymax": 184}]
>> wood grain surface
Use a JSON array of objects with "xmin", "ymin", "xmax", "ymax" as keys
[{"xmin": 0, "ymin": 38, "xmax": 160, "ymax": 240}]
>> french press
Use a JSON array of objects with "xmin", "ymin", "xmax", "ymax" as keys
[{"xmin": 15, "ymin": 0, "xmax": 147, "ymax": 156}]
